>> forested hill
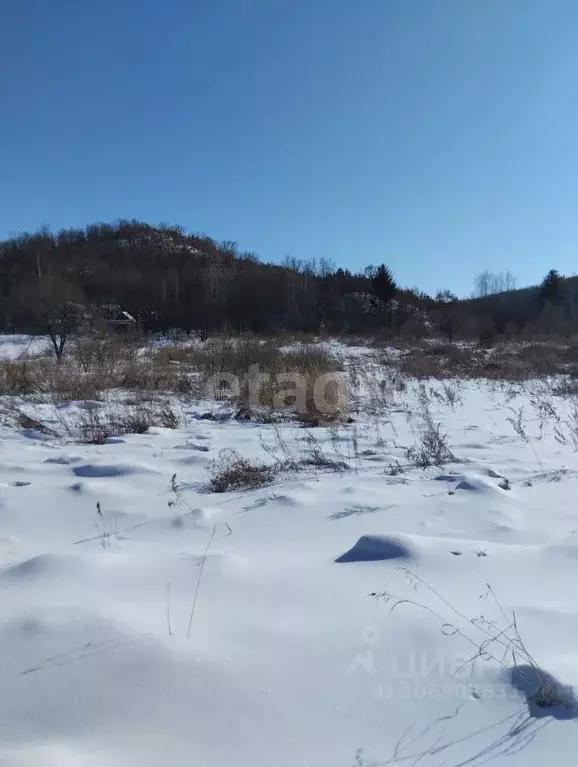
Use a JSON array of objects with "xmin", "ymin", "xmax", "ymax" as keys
[
  {"xmin": 1, "ymin": 219, "xmax": 575, "ymax": 339},
  {"xmin": 0, "ymin": 220, "xmax": 426, "ymax": 336}
]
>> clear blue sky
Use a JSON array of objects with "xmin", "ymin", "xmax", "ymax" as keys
[{"xmin": 1, "ymin": 0, "xmax": 577, "ymax": 296}]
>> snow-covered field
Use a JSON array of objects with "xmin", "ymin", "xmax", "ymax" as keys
[
  {"xmin": 1, "ymin": 335, "xmax": 578, "ymax": 766},
  {"xmin": 0, "ymin": 334, "xmax": 52, "ymax": 360}
]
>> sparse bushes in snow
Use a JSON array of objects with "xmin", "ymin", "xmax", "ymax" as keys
[
  {"xmin": 0, "ymin": 335, "xmax": 347, "ymax": 424},
  {"xmin": 396, "ymin": 339, "xmax": 578, "ymax": 381},
  {"xmin": 207, "ymin": 449, "xmax": 277, "ymax": 493},
  {"xmin": 76, "ymin": 401, "xmax": 180, "ymax": 444},
  {"xmin": 0, "ymin": 360, "xmax": 38, "ymax": 395},
  {"xmin": 173, "ymin": 338, "xmax": 347, "ymax": 422},
  {"xmin": 406, "ymin": 387, "xmax": 455, "ymax": 469}
]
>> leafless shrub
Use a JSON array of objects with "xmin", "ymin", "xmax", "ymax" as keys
[
  {"xmin": 258, "ymin": 422, "xmax": 355, "ymax": 477},
  {"xmin": 552, "ymin": 378, "xmax": 578, "ymax": 398},
  {"xmin": 13, "ymin": 409, "xmax": 56, "ymax": 436},
  {"xmin": 0, "ymin": 332, "xmax": 197, "ymax": 402},
  {"xmin": 299, "ymin": 454, "xmax": 349, "ymax": 472},
  {"xmin": 72, "ymin": 334, "xmax": 141, "ymax": 373},
  {"xmin": 386, "ymin": 459, "xmax": 405, "ymax": 476},
  {"xmin": 76, "ymin": 401, "xmax": 180, "ymax": 444},
  {"xmin": 44, "ymin": 364, "xmax": 104, "ymax": 402},
  {"xmin": 153, "ymin": 402, "xmax": 180, "ymax": 429},
  {"xmin": 117, "ymin": 358, "xmax": 194, "ymax": 395},
  {"xmin": 294, "ymin": 392, "xmax": 349, "ymax": 427},
  {"xmin": 354, "ymin": 359, "xmax": 406, "ymax": 413},
  {"xmin": 399, "ymin": 343, "xmax": 474, "ymax": 379},
  {"xmin": 554, "ymin": 397, "xmax": 578, "ymax": 452},
  {"xmin": 259, "ymin": 424, "xmax": 300, "ymax": 471},
  {"xmin": 398, "ymin": 340, "xmax": 578, "ymax": 382},
  {"xmin": 1, "ymin": 336, "xmax": 346, "ymax": 420},
  {"xmin": 0, "ymin": 360, "xmax": 38, "ymax": 395},
  {"xmin": 407, "ymin": 417, "xmax": 455, "ymax": 469},
  {"xmin": 76, "ymin": 409, "xmax": 115, "ymax": 445},
  {"xmin": 233, "ymin": 404, "xmax": 279, "ymax": 424},
  {"xmin": 527, "ymin": 383, "xmax": 561, "ymax": 438},
  {"xmin": 299, "ymin": 429, "xmax": 349, "ymax": 474},
  {"xmin": 177, "ymin": 338, "xmax": 347, "ymax": 422},
  {"xmin": 439, "ymin": 381, "xmax": 463, "ymax": 410},
  {"xmin": 207, "ymin": 448, "xmax": 277, "ymax": 493},
  {"xmin": 506, "ymin": 405, "xmax": 545, "ymax": 474},
  {"xmin": 154, "ymin": 344, "xmax": 200, "ymax": 366},
  {"xmin": 406, "ymin": 388, "xmax": 455, "ymax": 468}
]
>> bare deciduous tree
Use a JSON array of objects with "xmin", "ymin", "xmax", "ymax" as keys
[
  {"xmin": 40, "ymin": 278, "xmax": 88, "ymax": 360},
  {"xmin": 46, "ymin": 300, "xmax": 87, "ymax": 360},
  {"xmin": 473, "ymin": 270, "xmax": 516, "ymax": 298}
]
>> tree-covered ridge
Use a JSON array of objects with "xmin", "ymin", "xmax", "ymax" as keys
[{"xmin": 1, "ymin": 219, "xmax": 576, "ymax": 339}]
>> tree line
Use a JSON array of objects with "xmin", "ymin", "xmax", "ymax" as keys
[{"xmin": 0, "ymin": 219, "xmax": 576, "ymax": 344}]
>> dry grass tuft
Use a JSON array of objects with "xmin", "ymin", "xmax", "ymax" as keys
[
  {"xmin": 207, "ymin": 448, "xmax": 277, "ymax": 493},
  {"xmin": 0, "ymin": 337, "xmax": 345, "ymax": 420},
  {"xmin": 76, "ymin": 401, "xmax": 180, "ymax": 444},
  {"xmin": 396, "ymin": 339, "xmax": 578, "ymax": 382},
  {"xmin": 160, "ymin": 338, "xmax": 347, "ymax": 422},
  {"xmin": 0, "ymin": 361, "xmax": 39, "ymax": 395}
]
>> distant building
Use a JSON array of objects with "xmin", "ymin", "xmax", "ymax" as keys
[{"xmin": 99, "ymin": 304, "xmax": 137, "ymax": 332}]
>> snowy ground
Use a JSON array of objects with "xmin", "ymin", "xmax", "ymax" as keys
[
  {"xmin": 0, "ymin": 334, "xmax": 52, "ymax": 360},
  {"xmin": 1, "ymin": 335, "xmax": 578, "ymax": 766}
]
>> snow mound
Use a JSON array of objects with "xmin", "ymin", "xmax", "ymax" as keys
[
  {"xmin": 2, "ymin": 554, "xmax": 83, "ymax": 581},
  {"xmin": 454, "ymin": 474, "xmax": 505, "ymax": 493},
  {"xmin": 507, "ymin": 665, "xmax": 578, "ymax": 720},
  {"xmin": 0, "ymin": 743, "xmax": 113, "ymax": 767},
  {"xmin": 177, "ymin": 454, "xmax": 210, "ymax": 466},
  {"xmin": 173, "ymin": 442, "xmax": 210, "ymax": 452},
  {"xmin": 454, "ymin": 478, "xmax": 482, "ymax": 491},
  {"xmin": 44, "ymin": 455, "xmax": 83, "ymax": 465},
  {"xmin": 335, "ymin": 535, "xmax": 412, "ymax": 563},
  {"xmin": 169, "ymin": 507, "xmax": 219, "ymax": 528},
  {"xmin": 271, "ymin": 495, "xmax": 300, "ymax": 507},
  {"xmin": 19, "ymin": 429, "xmax": 52, "ymax": 442}
]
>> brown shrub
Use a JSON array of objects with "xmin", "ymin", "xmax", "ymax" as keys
[
  {"xmin": 398, "ymin": 340, "xmax": 578, "ymax": 382},
  {"xmin": 167, "ymin": 339, "xmax": 347, "ymax": 421},
  {"xmin": 207, "ymin": 449, "xmax": 276, "ymax": 493},
  {"xmin": 1, "ymin": 336, "xmax": 345, "ymax": 418},
  {"xmin": 76, "ymin": 401, "xmax": 180, "ymax": 444},
  {"xmin": 0, "ymin": 361, "xmax": 38, "ymax": 395},
  {"xmin": 0, "ymin": 339, "xmax": 195, "ymax": 401}
]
